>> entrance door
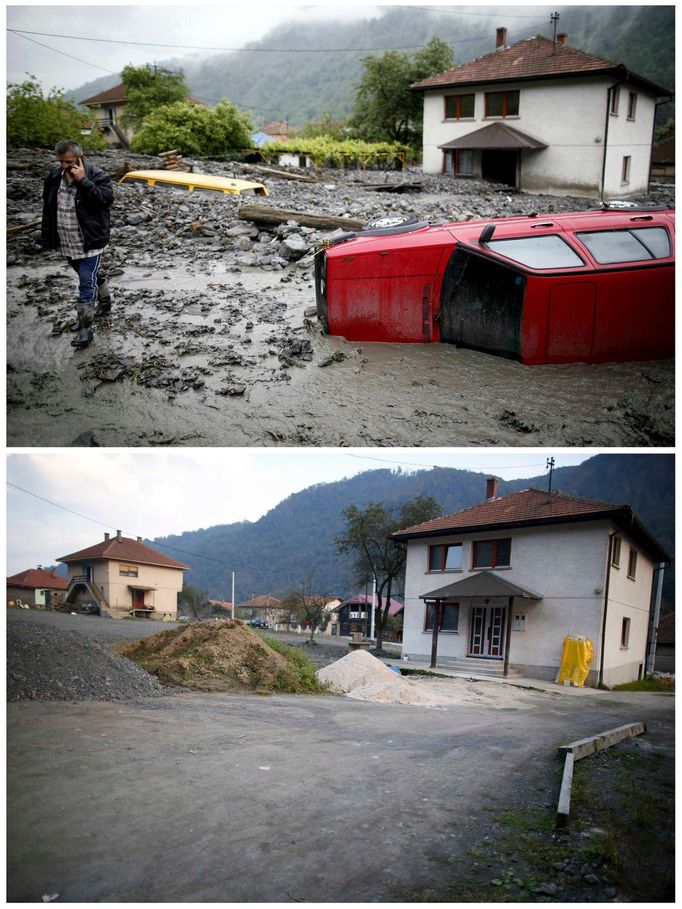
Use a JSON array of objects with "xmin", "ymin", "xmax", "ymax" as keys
[
  {"xmin": 481, "ymin": 149, "xmax": 518, "ymax": 187},
  {"xmin": 131, "ymin": 589, "xmax": 145, "ymax": 609},
  {"xmin": 469, "ymin": 606, "xmax": 506, "ymax": 658}
]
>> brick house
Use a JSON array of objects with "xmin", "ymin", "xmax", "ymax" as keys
[
  {"xmin": 393, "ymin": 479, "xmax": 669, "ymax": 687},
  {"xmin": 411, "ymin": 27, "xmax": 672, "ymax": 198}
]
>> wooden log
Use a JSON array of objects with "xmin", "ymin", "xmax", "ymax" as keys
[
  {"xmin": 7, "ymin": 218, "xmax": 42, "ymax": 234},
  {"xmin": 235, "ymin": 162, "xmax": 318, "ymax": 184},
  {"xmin": 238, "ymin": 205, "xmax": 365, "ymax": 231}
]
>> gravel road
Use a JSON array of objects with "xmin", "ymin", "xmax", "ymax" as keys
[{"xmin": 7, "ymin": 148, "xmax": 674, "ymax": 447}]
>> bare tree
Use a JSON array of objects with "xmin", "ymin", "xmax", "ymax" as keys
[
  {"xmin": 281, "ymin": 575, "xmax": 328, "ymax": 642},
  {"xmin": 178, "ymin": 583, "xmax": 209, "ymax": 619}
]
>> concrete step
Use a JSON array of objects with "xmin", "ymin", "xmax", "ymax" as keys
[{"xmin": 433, "ymin": 658, "xmax": 522, "ymax": 679}]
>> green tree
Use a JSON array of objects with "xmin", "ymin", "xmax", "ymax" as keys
[
  {"xmin": 336, "ymin": 495, "xmax": 442, "ymax": 652},
  {"xmin": 120, "ymin": 63, "xmax": 189, "ymax": 129},
  {"xmin": 655, "ymin": 118, "xmax": 674, "ymax": 143},
  {"xmin": 130, "ymin": 99, "xmax": 253, "ymax": 155},
  {"xmin": 7, "ymin": 77, "xmax": 105, "ymax": 150},
  {"xmin": 178, "ymin": 583, "xmax": 209, "ymax": 619},
  {"xmin": 350, "ymin": 37, "xmax": 453, "ymax": 145},
  {"xmin": 299, "ymin": 112, "xmax": 349, "ymax": 140}
]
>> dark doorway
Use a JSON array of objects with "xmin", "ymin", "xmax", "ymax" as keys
[{"xmin": 481, "ymin": 149, "xmax": 518, "ymax": 187}]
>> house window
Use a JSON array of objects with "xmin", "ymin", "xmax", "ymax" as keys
[
  {"xmin": 513, "ymin": 613, "xmax": 527, "ymax": 632},
  {"xmin": 445, "ymin": 94, "xmax": 475, "ymax": 120},
  {"xmin": 627, "ymin": 548, "xmax": 638, "ymax": 580},
  {"xmin": 472, "ymin": 538, "xmax": 511, "ymax": 569},
  {"xmin": 444, "ymin": 149, "xmax": 475, "ymax": 176},
  {"xmin": 485, "ymin": 90, "xmax": 519, "ymax": 118},
  {"xmin": 119, "ymin": 564, "xmax": 139, "ymax": 577},
  {"xmin": 610, "ymin": 86, "xmax": 620, "ymax": 115},
  {"xmin": 611, "ymin": 536, "xmax": 621, "ymax": 568},
  {"xmin": 627, "ymin": 92, "xmax": 637, "ymax": 120},
  {"xmin": 428, "ymin": 543, "xmax": 463, "ymax": 571},
  {"xmin": 621, "ymin": 155, "xmax": 631, "ymax": 184},
  {"xmin": 424, "ymin": 601, "xmax": 459, "ymax": 632},
  {"xmin": 621, "ymin": 617, "xmax": 631, "ymax": 648}
]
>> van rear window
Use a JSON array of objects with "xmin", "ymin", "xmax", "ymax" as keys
[
  {"xmin": 485, "ymin": 235, "xmax": 584, "ymax": 269},
  {"xmin": 576, "ymin": 227, "xmax": 671, "ymax": 263}
]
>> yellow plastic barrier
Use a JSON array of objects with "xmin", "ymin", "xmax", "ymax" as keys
[{"xmin": 556, "ymin": 635, "xmax": 593, "ymax": 687}]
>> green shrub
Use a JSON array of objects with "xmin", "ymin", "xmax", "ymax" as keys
[{"xmin": 7, "ymin": 77, "xmax": 105, "ymax": 150}]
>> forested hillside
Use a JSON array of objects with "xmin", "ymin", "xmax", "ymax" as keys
[
  {"xmin": 71, "ymin": 5, "xmax": 674, "ymax": 128},
  {"xmin": 151, "ymin": 455, "xmax": 674, "ymax": 604}
]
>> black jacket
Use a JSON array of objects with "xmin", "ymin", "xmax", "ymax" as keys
[{"xmin": 41, "ymin": 160, "xmax": 114, "ymax": 252}]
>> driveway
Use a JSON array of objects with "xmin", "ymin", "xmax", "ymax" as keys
[{"xmin": 7, "ymin": 680, "xmax": 673, "ymax": 902}]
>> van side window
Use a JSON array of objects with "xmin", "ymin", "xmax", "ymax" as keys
[
  {"xmin": 485, "ymin": 235, "xmax": 584, "ymax": 269},
  {"xmin": 576, "ymin": 227, "xmax": 671, "ymax": 264}
]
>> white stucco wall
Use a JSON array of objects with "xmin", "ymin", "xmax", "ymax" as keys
[
  {"xmin": 421, "ymin": 76, "xmax": 656, "ymax": 197},
  {"xmin": 66, "ymin": 559, "xmax": 183, "ymax": 619}
]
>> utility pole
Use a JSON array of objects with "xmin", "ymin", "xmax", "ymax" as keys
[
  {"xmin": 231, "ymin": 572, "xmax": 235, "ymax": 620},
  {"xmin": 547, "ymin": 456, "xmax": 556, "ymax": 495}
]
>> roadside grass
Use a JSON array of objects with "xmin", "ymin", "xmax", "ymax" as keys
[
  {"xmin": 392, "ymin": 741, "xmax": 674, "ymax": 902},
  {"xmin": 612, "ymin": 676, "xmax": 674, "ymax": 692},
  {"xmin": 262, "ymin": 636, "xmax": 329, "ymax": 693}
]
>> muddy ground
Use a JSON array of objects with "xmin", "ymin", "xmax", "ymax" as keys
[{"xmin": 7, "ymin": 148, "xmax": 674, "ymax": 447}]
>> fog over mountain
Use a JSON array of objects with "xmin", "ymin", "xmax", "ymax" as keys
[{"xmin": 70, "ymin": 5, "xmax": 674, "ymax": 127}]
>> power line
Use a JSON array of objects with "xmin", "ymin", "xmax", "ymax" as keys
[
  {"xmin": 9, "ymin": 29, "xmax": 119, "ymax": 76},
  {"xmin": 6, "ymin": 481, "xmax": 237, "ymax": 569},
  {"xmin": 345, "ymin": 454, "xmax": 550, "ymax": 472}
]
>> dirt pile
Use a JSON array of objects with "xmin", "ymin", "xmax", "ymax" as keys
[
  {"xmin": 317, "ymin": 650, "xmax": 453, "ymax": 706},
  {"xmin": 116, "ymin": 619, "xmax": 307, "ymax": 693}
]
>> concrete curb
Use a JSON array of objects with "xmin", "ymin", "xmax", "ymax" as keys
[{"xmin": 555, "ymin": 722, "xmax": 646, "ymax": 827}]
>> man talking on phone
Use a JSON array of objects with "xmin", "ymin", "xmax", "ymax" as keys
[{"xmin": 41, "ymin": 139, "xmax": 115, "ymax": 349}]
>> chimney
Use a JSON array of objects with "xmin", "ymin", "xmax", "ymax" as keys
[
  {"xmin": 485, "ymin": 477, "xmax": 499, "ymax": 501},
  {"xmin": 137, "ymin": 536, "xmax": 142, "ymax": 543},
  {"xmin": 104, "ymin": 532, "xmax": 110, "ymax": 541},
  {"xmin": 37, "ymin": 564, "xmax": 42, "ymax": 571},
  {"xmin": 557, "ymin": 33, "xmax": 567, "ymax": 45},
  {"xmin": 496, "ymin": 27, "xmax": 508, "ymax": 49},
  {"xmin": 116, "ymin": 530, "xmax": 122, "ymax": 541}
]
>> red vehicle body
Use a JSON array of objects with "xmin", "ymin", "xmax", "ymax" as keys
[{"xmin": 315, "ymin": 206, "xmax": 675, "ymax": 365}]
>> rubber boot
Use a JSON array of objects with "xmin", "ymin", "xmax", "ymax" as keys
[
  {"xmin": 71, "ymin": 300, "xmax": 95, "ymax": 349},
  {"xmin": 94, "ymin": 278, "xmax": 113, "ymax": 318}
]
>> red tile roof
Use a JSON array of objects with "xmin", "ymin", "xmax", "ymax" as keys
[
  {"xmin": 7, "ymin": 568, "xmax": 69, "ymax": 590},
  {"xmin": 238, "ymin": 595, "xmax": 281, "ymax": 609},
  {"xmin": 411, "ymin": 35, "xmax": 670, "ymax": 95},
  {"xmin": 58, "ymin": 536, "xmax": 190, "ymax": 570},
  {"xmin": 657, "ymin": 611, "xmax": 674, "ymax": 645},
  {"xmin": 81, "ymin": 83, "xmax": 128, "ymax": 106},
  {"xmin": 260, "ymin": 121, "xmax": 299, "ymax": 135},
  {"xmin": 393, "ymin": 488, "xmax": 670, "ymax": 563}
]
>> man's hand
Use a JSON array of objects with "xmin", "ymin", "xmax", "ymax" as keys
[{"xmin": 70, "ymin": 158, "xmax": 86, "ymax": 182}]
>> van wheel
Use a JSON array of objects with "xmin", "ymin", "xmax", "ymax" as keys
[
  {"xmin": 359, "ymin": 215, "xmax": 429, "ymax": 237},
  {"xmin": 364, "ymin": 215, "xmax": 417, "ymax": 230}
]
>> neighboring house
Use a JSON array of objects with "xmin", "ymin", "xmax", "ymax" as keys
[
  {"xmin": 332, "ymin": 594, "xmax": 404, "ymax": 639},
  {"xmin": 235, "ymin": 594, "xmax": 282, "ymax": 623},
  {"xmin": 650, "ymin": 136, "xmax": 675, "ymax": 183},
  {"xmin": 411, "ymin": 27, "xmax": 672, "ymax": 198},
  {"xmin": 58, "ymin": 532, "xmax": 189, "ymax": 620},
  {"xmin": 7, "ymin": 567, "xmax": 68, "ymax": 609},
  {"xmin": 208, "ymin": 598, "xmax": 233, "ymax": 617},
  {"xmin": 393, "ymin": 479, "xmax": 670, "ymax": 687},
  {"xmin": 80, "ymin": 84, "xmax": 134, "ymax": 147},
  {"xmin": 654, "ymin": 612, "xmax": 675, "ymax": 674}
]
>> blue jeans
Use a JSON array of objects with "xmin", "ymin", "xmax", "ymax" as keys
[{"xmin": 67, "ymin": 254, "xmax": 103, "ymax": 305}]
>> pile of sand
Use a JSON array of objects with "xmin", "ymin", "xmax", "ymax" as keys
[
  {"xmin": 317, "ymin": 650, "xmax": 455, "ymax": 707},
  {"xmin": 116, "ymin": 619, "xmax": 296, "ymax": 693}
]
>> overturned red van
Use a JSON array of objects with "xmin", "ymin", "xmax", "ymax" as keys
[{"xmin": 314, "ymin": 206, "xmax": 674, "ymax": 365}]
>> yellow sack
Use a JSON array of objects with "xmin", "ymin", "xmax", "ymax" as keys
[{"xmin": 556, "ymin": 635, "xmax": 593, "ymax": 687}]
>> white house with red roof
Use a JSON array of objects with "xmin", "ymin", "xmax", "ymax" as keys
[
  {"xmin": 393, "ymin": 478, "xmax": 669, "ymax": 687},
  {"xmin": 58, "ymin": 532, "xmax": 190, "ymax": 621},
  {"xmin": 411, "ymin": 27, "xmax": 672, "ymax": 198},
  {"xmin": 6, "ymin": 567, "xmax": 69, "ymax": 609}
]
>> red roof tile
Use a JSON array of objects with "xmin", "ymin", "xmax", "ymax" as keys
[
  {"xmin": 58, "ymin": 536, "xmax": 190, "ymax": 570},
  {"xmin": 238, "ymin": 595, "xmax": 281, "ymax": 609},
  {"xmin": 7, "ymin": 568, "xmax": 69, "ymax": 590},
  {"xmin": 394, "ymin": 488, "xmax": 620, "ymax": 538},
  {"xmin": 81, "ymin": 83, "xmax": 128, "ymax": 106},
  {"xmin": 411, "ymin": 35, "xmax": 670, "ymax": 95},
  {"xmin": 657, "ymin": 612, "xmax": 674, "ymax": 645}
]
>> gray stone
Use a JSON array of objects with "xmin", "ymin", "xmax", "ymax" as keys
[{"xmin": 278, "ymin": 236, "xmax": 309, "ymax": 261}]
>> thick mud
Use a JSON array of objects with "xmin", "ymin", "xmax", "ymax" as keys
[{"xmin": 7, "ymin": 149, "xmax": 674, "ymax": 447}]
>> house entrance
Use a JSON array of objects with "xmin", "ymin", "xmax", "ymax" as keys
[
  {"xmin": 481, "ymin": 149, "xmax": 518, "ymax": 187},
  {"xmin": 468, "ymin": 605, "xmax": 506, "ymax": 658},
  {"xmin": 131, "ymin": 588, "xmax": 145, "ymax": 609}
]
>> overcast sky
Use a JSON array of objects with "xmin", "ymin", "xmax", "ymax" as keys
[
  {"xmin": 6, "ymin": 1, "xmax": 570, "ymax": 93},
  {"xmin": 6, "ymin": 2, "xmax": 388, "ymax": 91},
  {"xmin": 6, "ymin": 449, "xmax": 593, "ymax": 573}
]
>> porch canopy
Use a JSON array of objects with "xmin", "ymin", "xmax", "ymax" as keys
[
  {"xmin": 438, "ymin": 122, "xmax": 547, "ymax": 150},
  {"xmin": 127, "ymin": 585, "xmax": 156, "ymax": 591},
  {"xmin": 420, "ymin": 571, "xmax": 542, "ymax": 673},
  {"xmin": 420, "ymin": 569, "xmax": 543, "ymax": 602}
]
